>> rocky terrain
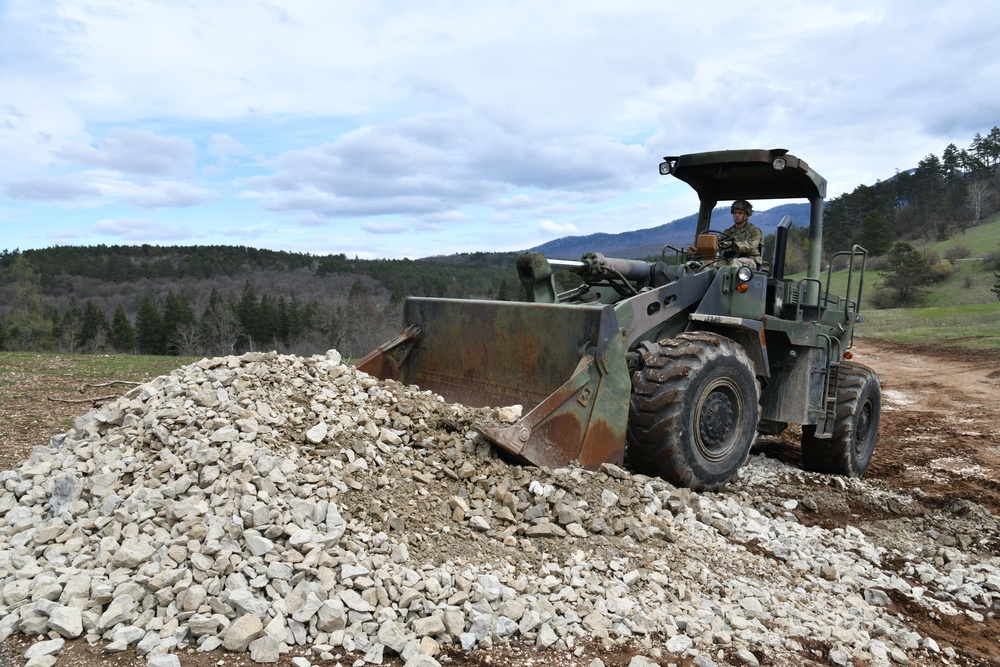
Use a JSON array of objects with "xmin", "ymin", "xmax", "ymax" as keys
[{"xmin": 0, "ymin": 340, "xmax": 998, "ymax": 667}]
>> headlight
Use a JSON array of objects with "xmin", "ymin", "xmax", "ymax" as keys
[
  {"xmin": 772, "ymin": 157, "xmax": 786, "ymax": 170},
  {"xmin": 736, "ymin": 266, "xmax": 753, "ymax": 282}
]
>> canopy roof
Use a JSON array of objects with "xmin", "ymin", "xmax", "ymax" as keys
[{"xmin": 662, "ymin": 149, "xmax": 827, "ymax": 202}]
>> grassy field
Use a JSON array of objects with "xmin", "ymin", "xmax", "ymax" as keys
[
  {"xmin": 0, "ymin": 351, "xmax": 198, "ymax": 392},
  {"xmin": 0, "ymin": 352, "xmax": 199, "ymax": 468},
  {"xmin": 925, "ymin": 214, "xmax": 1000, "ymax": 257},
  {"xmin": 789, "ymin": 213, "xmax": 1000, "ymax": 350},
  {"xmin": 861, "ymin": 302, "xmax": 1000, "ymax": 349}
]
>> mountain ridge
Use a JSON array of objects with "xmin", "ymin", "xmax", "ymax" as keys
[{"xmin": 524, "ymin": 202, "xmax": 810, "ymax": 260}]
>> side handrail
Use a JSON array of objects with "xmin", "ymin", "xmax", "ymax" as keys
[
  {"xmin": 825, "ymin": 245, "xmax": 868, "ymax": 323},
  {"xmin": 794, "ymin": 277, "xmax": 825, "ymax": 322},
  {"xmin": 661, "ymin": 244, "xmax": 687, "ymax": 264}
]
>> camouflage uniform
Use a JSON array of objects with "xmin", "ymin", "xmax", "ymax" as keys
[{"xmin": 720, "ymin": 221, "xmax": 763, "ymax": 268}]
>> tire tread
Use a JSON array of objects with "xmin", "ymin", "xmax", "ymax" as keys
[{"xmin": 628, "ymin": 332, "xmax": 760, "ymax": 491}]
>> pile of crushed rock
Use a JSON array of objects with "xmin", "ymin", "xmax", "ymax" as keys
[{"xmin": 1, "ymin": 350, "xmax": 997, "ymax": 667}]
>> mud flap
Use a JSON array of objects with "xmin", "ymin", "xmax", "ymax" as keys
[{"xmin": 355, "ymin": 297, "xmax": 631, "ymax": 469}]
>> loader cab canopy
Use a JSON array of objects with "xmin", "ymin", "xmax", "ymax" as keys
[{"xmin": 660, "ymin": 148, "xmax": 828, "ymax": 236}]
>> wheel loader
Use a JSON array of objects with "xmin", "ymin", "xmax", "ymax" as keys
[{"xmin": 357, "ymin": 148, "xmax": 881, "ymax": 490}]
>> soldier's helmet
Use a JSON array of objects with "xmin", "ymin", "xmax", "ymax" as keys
[{"xmin": 731, "ymin": 199, "xmax": 753, "ymax": 216}]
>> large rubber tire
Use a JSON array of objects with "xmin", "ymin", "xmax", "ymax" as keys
[
  {"xmin": 627, "ymin": 332, "xmax": 761, "ymax": 491},
  {"xmin": 801, "ymin": 362, "xmax": 881, "ymax": 477}
]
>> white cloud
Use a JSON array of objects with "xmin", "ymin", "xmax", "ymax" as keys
[
  {"xmin": 539, "ymin": 220, "xmax": 579, "ymax": 236},
  {"xmin": 94, "ymin": 217, "xmax": 197, "ymax": 241},
  {"xmin": 246, "ymin": 109, "xmax": 649, "ymax": 229},
  {"xmin": 5, "ymin": 177, "xmax": 100, "ymax": 201},
  {"xmin": 209, "ymin": 134, "xmax": 249, "ymax": 156},
  {"xmin": 1, "ymin": 0, "xmax": 998, "ymax": 257},
  {"xmin": 220, "ymin": 224, "xmax": 268, "ymax": 239},
  {"xmin": 57, "ymin": 128, "xmax": 196, "ymax": 176},
  {"xmin": 85, "ymin": 174, "xmax": 215, "ymax": 209},
  {"xmin": 361, "ymin": 221, "xmax": 409, "ymax": 235},
  {"xmin": 419, "ymin": 211, "xmax": 471, "ymax": 224}
]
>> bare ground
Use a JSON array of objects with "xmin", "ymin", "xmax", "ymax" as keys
[{"xmin": 1, "ymin": 337, "xmax": 998, "ymax": 667}]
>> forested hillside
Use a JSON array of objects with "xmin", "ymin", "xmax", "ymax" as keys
[
  {"xmin": 2, "ymin": 127, "xmax": 999, "ymax": 359},
  {"xmin": 823, "ymin": 127, "xmax": 1000, "ymax": 253},
  {"xmin": 0, "ymin": 246, "xmax": 520, "ymax": 360}
]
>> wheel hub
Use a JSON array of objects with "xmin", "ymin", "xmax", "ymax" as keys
[
  {"xmin": 699, "ymin": 389, "xmax": 735, "ymax": 451},
  {"xmin": 854, "ymin": 401, "xmax": 873, "ymax": 455}
]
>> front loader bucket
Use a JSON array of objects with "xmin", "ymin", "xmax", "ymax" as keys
[{"xmin": 355, "ymin": 297, "xmax": 631, "ymax": 469}]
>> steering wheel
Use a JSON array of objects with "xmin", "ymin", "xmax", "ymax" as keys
[
  {"xmin": 687, "ymin": 230, "xmax": 736, "ymax": 264},
  {"xmin": 703, "ymin": 230, "xmax": 735, "ymax": 248},
  {"xmin": 688, "ymin": 230, "xmax": 734, "ymax": 258}
]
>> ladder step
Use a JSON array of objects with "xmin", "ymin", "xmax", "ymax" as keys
[{"xmin": 817, "ymin": 363, "xmax": 842, "ymax": 436}]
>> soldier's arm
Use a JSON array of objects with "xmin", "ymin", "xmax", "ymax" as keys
[{"xmin": 733, "ymin": 228, "xmax": 762, "ymax": 254}]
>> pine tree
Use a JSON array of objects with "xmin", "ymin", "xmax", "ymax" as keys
[
  {"xmin": 109, "ymin": 304, "xmax": 136, "ymax": 353},
  {"xmin": 276, "ymin": 296, "xmax": 291, "ymax": 347},
  {"xmin": 58, "ymin": 297, "xmax": 82, "ymax": 352},
  {"xmin": 77, "ymin": 299, "xmax": 108, "ymax": 351},
  {"xmin": 856, "ymin": 211, "xmax": 894, "ymax": 256},
  {"xmin": 1, "ymin": 254, "xmax": 55, "ymax": 350},
  {"xmin": 496, "ymin": 278, "xmax": 513, "ymax": 301},
  {"xmin": 257, "ymin": 293, "xmax": 278, "ymax": 348},
  {"xmin": 236, "ymin": 280, "xmax": 259, "ymax": 351},
  {"xmin": 287, "ymin": 294, "xmax": 309, "ymax": 340},
  {"xmin": 874, "ymin": 242, "xmax": 934, "ymax": 307},
  {"xmin": 162, "ymin": 290, "xmax": 197, "ymax": 355},
  {"xmin": 135, "ymin": 292, "xmax": 166, "ymax": 355}
]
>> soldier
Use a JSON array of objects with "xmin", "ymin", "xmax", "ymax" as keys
[
  {"xmin": 686, "ymin": 199, "xmax": 763, "ymax": 268},
  {"xmin": 718, "ymin": 199, "xmax": 763, "ymax": 269}
]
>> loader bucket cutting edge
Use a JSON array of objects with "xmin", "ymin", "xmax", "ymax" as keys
[{"xmin": 355, "ymin": 297, "xmax": 631, "ymax": 470}]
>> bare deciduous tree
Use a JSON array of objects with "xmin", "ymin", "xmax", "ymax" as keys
[
  {"xmin": 200, "ymin": 300, "xmax": 242, "ymax": 356},
  {"xmin": 967, "ymin": 179, "xmax": 996, "ymax": 221},
  {"xmin": 172, "ymin": 324, "xmax": 203, "ymax": 357}
]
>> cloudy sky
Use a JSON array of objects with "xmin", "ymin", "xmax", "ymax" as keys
[{"xmin": 1, "ymin": 1, "xmax": 997, "ymax": 259}]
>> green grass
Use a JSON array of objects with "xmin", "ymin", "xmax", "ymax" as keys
[
  {"xmin": 918, "ymin": 261, "xmax": 998, "ymax": 307},
  {"xmin": 812, "ymin": 255, "xmax": 997, "ymax": 311},
  {"xmin": 860, "ymin": 302, "xmax": 1000, "ymax": 349},
  {"xmin": 924, "ymin": 211, "xmax": 1000, "ymax": 257},
  {"xmin": 780, "ymin": 214, "xmax": 1000, "ymax": 351},
  {"xmin": 0, "ymin": 351, "xmax": 200, "ymax": 388}
]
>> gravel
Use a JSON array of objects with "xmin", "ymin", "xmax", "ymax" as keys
[{"xmin": 1, "ymin": 349, "xmax": 997, "ymax": 666}]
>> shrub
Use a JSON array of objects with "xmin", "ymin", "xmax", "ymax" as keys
[
  {"xmin": 930, "ymin": 260, "xmax": 955, "ymax": 282},
  {"xmin": 869, "ymin": 289, "xmax": 899, "ymax": 309},
  {"xmin": 944, "ymin": 244, "xmax": 972, "ymax": 262},
  {"xmin": 983, "ymin": 245, "xmax": 1000, "ymax": 271},
  {"xmin": 866, "ymin": 255, "xmax": 887, "ymax": 272}
]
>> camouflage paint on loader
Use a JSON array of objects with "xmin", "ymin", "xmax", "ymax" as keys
[{"xmin": 357, "ymin": 148, "xmax": 881, "ymax": 490}]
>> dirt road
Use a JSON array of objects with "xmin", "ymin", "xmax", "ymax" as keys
[
  {"xmin": 1, "ymin": 338, "xmax": 998, "ymax": 667},
  {"xmin": 856, "ymin": 338, "xmax": 1000, "ymax": 515},
  {"xmin": 750, "ymin": 337, "xmax": 1000, "ymax": 666},
  {"xmin": 781, "ymin": 337, "xmax": 1000, "ymax": 517}
]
